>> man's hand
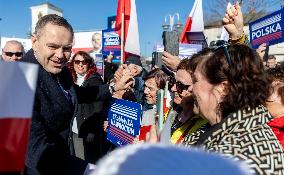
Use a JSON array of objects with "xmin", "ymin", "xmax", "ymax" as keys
[
  {"xmin": 105, "ymin": 53, "xmax": 114, "ymax": 63},
  {"xmin": 114, "ymin": 72, "xmax": 134, "ymax": 91},
  {"xmin": 162, "ymin": 51, "xmax": 181, "ymax": 71},
  {"xmin": 103, "ymin": 121, "xmax": 108, "ymax": 132},
  {"xmin": 114, "ymin": 64, "xmax": 127, "ymax": 83},
  {"xmin": 222, "ymin": 2, "xmax": 243, "ymax": 40}
]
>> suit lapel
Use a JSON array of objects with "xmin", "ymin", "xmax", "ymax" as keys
[{"xmin": 38, "ymin": 66, "xmax": 74, "ymax": 113}]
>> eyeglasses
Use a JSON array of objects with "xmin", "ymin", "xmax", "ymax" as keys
[
  {"xmin": 74, "ymin": 60, "xmax": 88, "ymax": 65},
  {"xmin": 210, "ymin": 40, "xmax": 232, "ymax": 66},
  {"xmin": 176, "ymin": 81, "xmax": 192, "ymax": 94},
  {"xmin": 4, "ymin": 52, "xmax": 23, "ymax": 57}
]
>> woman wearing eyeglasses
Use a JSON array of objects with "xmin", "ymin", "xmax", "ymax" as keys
[
  {"xmin": 186, "ymin": 44, "xmax": 284, "ymax": 174},
  {"xmin": 68, "ymin": 51, "xmax": 106, "ymax": 163},
  {"xmin": 160, "ymin": 58, "xmax": 209, "ymax": 145}
]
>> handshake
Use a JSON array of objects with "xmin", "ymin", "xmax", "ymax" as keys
[{"xmin": 112, "ymin": 64, "xmax": 135, "ymax": 98}]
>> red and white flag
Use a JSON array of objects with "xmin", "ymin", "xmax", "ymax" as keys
[
  {"xmin": 115, "ymin": 0, "xmax": 140, "ymax": 61},
  {"xmin": 0, "ymin": 62, "xmax": 38, "ymax": 173},
  {"xmin": 180, "ymin": 0, "xmax": 204, "ymax": 43}
]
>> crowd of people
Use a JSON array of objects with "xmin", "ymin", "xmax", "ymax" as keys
[{"xmin": 1, "ymin": 2, "xmax": 284, "ymax": 175}]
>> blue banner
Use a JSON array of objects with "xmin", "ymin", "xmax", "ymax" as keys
[
  {"xmin": 107, "ymin": 99, "xmax": 142, "ymax": 146},
  {"xmin": 249, "ymin": 8, "xmax": 284, "ymax": 49},
  {"xmin": 102, "ymin": 29, "xmax": 121, "ymax": 63},
  {"xmin": 107, "ymin": 16, "xmax": 116, "ymax": 29}
]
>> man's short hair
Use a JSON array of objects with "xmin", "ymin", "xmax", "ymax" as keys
[
  {"xmin": 4, "ymin": 40, "xmax": 24, "ymax": 51},
  {"xmin": 34, "ymin": 14, "xmax": 74, "ymax": 38}
]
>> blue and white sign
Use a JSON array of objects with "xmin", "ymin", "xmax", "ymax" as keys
[
  {"xmin": 107, "ymin": 99, "xmax": 142, "ymax": 146},
  {"xmin": 102, "ymin": 29, "xmax": 121, "ymax": 63},
  {"xmin": 249, "ymin": 8, "xmax": 284, "ymax": 49}
]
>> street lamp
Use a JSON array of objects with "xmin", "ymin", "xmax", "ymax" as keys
[{"xmin": 162, "ymin": 13, "xmax": 183, "ymax": 32}]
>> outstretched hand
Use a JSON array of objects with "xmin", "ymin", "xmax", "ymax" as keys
[{"xmin": 222, "ymin": 2, "xmax": 243, "ymax": 40}]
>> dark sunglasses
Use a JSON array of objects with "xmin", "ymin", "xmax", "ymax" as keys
[
  {"xmin": 176, "ymin": 81, "xmax": 192, "ymax": 93},
  {"xmin": 74, "ymin": 60, "xmax": 89, "ymax": 65},
  {"xmin": 4, "ymin": 52, "xmax": 23, "ymax": 57},
  {"xmin": 210, "ymin": 40, "xmax": 232, "ymax": 66}
]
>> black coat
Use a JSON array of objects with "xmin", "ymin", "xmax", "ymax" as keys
[
  {"xmin": 76, "ymin": 72, "xmax": 105, "ymax": 137},
  {"xmin": 75, "ymin": 72, "xmax": 107, "ymax": 163},
  {"xmin": 23, "ymin": 49, "xmax": 111, "ymax": 175}
]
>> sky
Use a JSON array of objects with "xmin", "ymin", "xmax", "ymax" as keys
[{"xmin": 0, "ymin": 0, "xmax": 283, "ymax": 57}]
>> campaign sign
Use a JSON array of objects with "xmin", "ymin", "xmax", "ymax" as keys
[
  {"xmin": 107, "ymin": 99, "xmax": 142, "ymax": 146},
  {"xmin": 94, "ymin": 53, "xmax": 104, "ymax": 78},
  {"xmin": 102, "ymin": 29, "xmax": 121, "ymax": 63},
  {"xmin": 249, "ymin": 8, "xmax": 284, "ymax": 49}
]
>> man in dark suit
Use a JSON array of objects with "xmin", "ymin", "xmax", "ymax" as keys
[{"xmin": 24, "ymin": 14, "xmax": 132, "ymax": 175}]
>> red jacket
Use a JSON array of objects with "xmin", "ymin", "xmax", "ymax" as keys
[{"xmin": 268, "ymin": 116, "xmax": 284, "ymax": 148}]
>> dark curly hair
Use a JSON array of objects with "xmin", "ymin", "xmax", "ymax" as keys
[
  {"xmin": 266, "ymin": 62, "xmax": 284, "ymax": 104},
  {"xmin": 200, "ymin": 44, "xmax": 272, "ymax": 117},
  {"xmin": 68, "ymin": 51, "xmax": 97, "ymax": 83},
  {"xmin": 189, "ymin": 48, "xmax": 214, "ymax": 73}
]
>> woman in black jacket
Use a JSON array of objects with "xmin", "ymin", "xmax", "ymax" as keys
[{"xmin": 68, "ymin": 51, "xmax": 106, "ymax": 163}]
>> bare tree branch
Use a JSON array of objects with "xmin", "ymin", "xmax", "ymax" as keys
[{"xmin": 204, "ymin": 0, "xmax": 284, "ymax": 27}]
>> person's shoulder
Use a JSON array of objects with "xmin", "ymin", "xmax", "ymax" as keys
[
  {"xmin": 85, "ymin": 71, "xmax": 104, "ymax": 85},
  {"xmin": 20, "ymin": 49, "xmax": 38, "ymax": 64}
]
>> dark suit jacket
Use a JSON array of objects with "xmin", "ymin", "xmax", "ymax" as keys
[{"xmin": 23, "ymin": 49, "xmax": 111, "ymax": 175}]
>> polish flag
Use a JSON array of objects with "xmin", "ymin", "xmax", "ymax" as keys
[
  {"xmin": 115, "ymin": 0, "xmax": 140, "ymax": 62},
  {"xmin": 180, "ymin": 0, "xmax": 204, "ymax": 43},
  {"xmin": 0, "ymin": 62, "xmax": 38, "ymax": 172}
]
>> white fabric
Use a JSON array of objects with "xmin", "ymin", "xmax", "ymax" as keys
[
  {"xmin": 76, "ymin": 73, "xmax": 86, "ymax": 86},
  {"xmin": 84, "ymin": 163, "xmax": 96, "ymax": 175},
  {"xmin": 189, "ymin": 0, "xmax": 204, "ymax": 32},
  {"xmin": 93, "ymin": 143, "xmax": 251, "ymax": 175},
  {"xmin": 0, "ymin": 62, "xmax": 38, "ymax": 119},
  {"xmin": 72, "ymin": 118, "xmax": 79, "ymax": 134},
  {"xmin": 141, "ymin": 105, "xmax": 156, "ymax": 126},
  {"xmin": 124, "ymin": 0, "xmax": 140, "ymax": 56}
]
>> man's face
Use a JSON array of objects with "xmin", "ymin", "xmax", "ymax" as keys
[
  {"xmin": 2, "ymin": 43, "xmax": 24, "ymax": 62},
  {"xmin": 92, "ymin": 33, "xmax": 102, "ymax": 50},
  {"xmin": 266, "ymin": 58, "xmax": 277, "ymax": 68},
  {"xmin": 32, "ymin": 23, "xmax": 73, "ymax": 74}
]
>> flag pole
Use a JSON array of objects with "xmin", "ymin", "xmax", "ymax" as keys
[{"xmin": 121, "ymin": 12, "xmax": 124, "ymax": 64}]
